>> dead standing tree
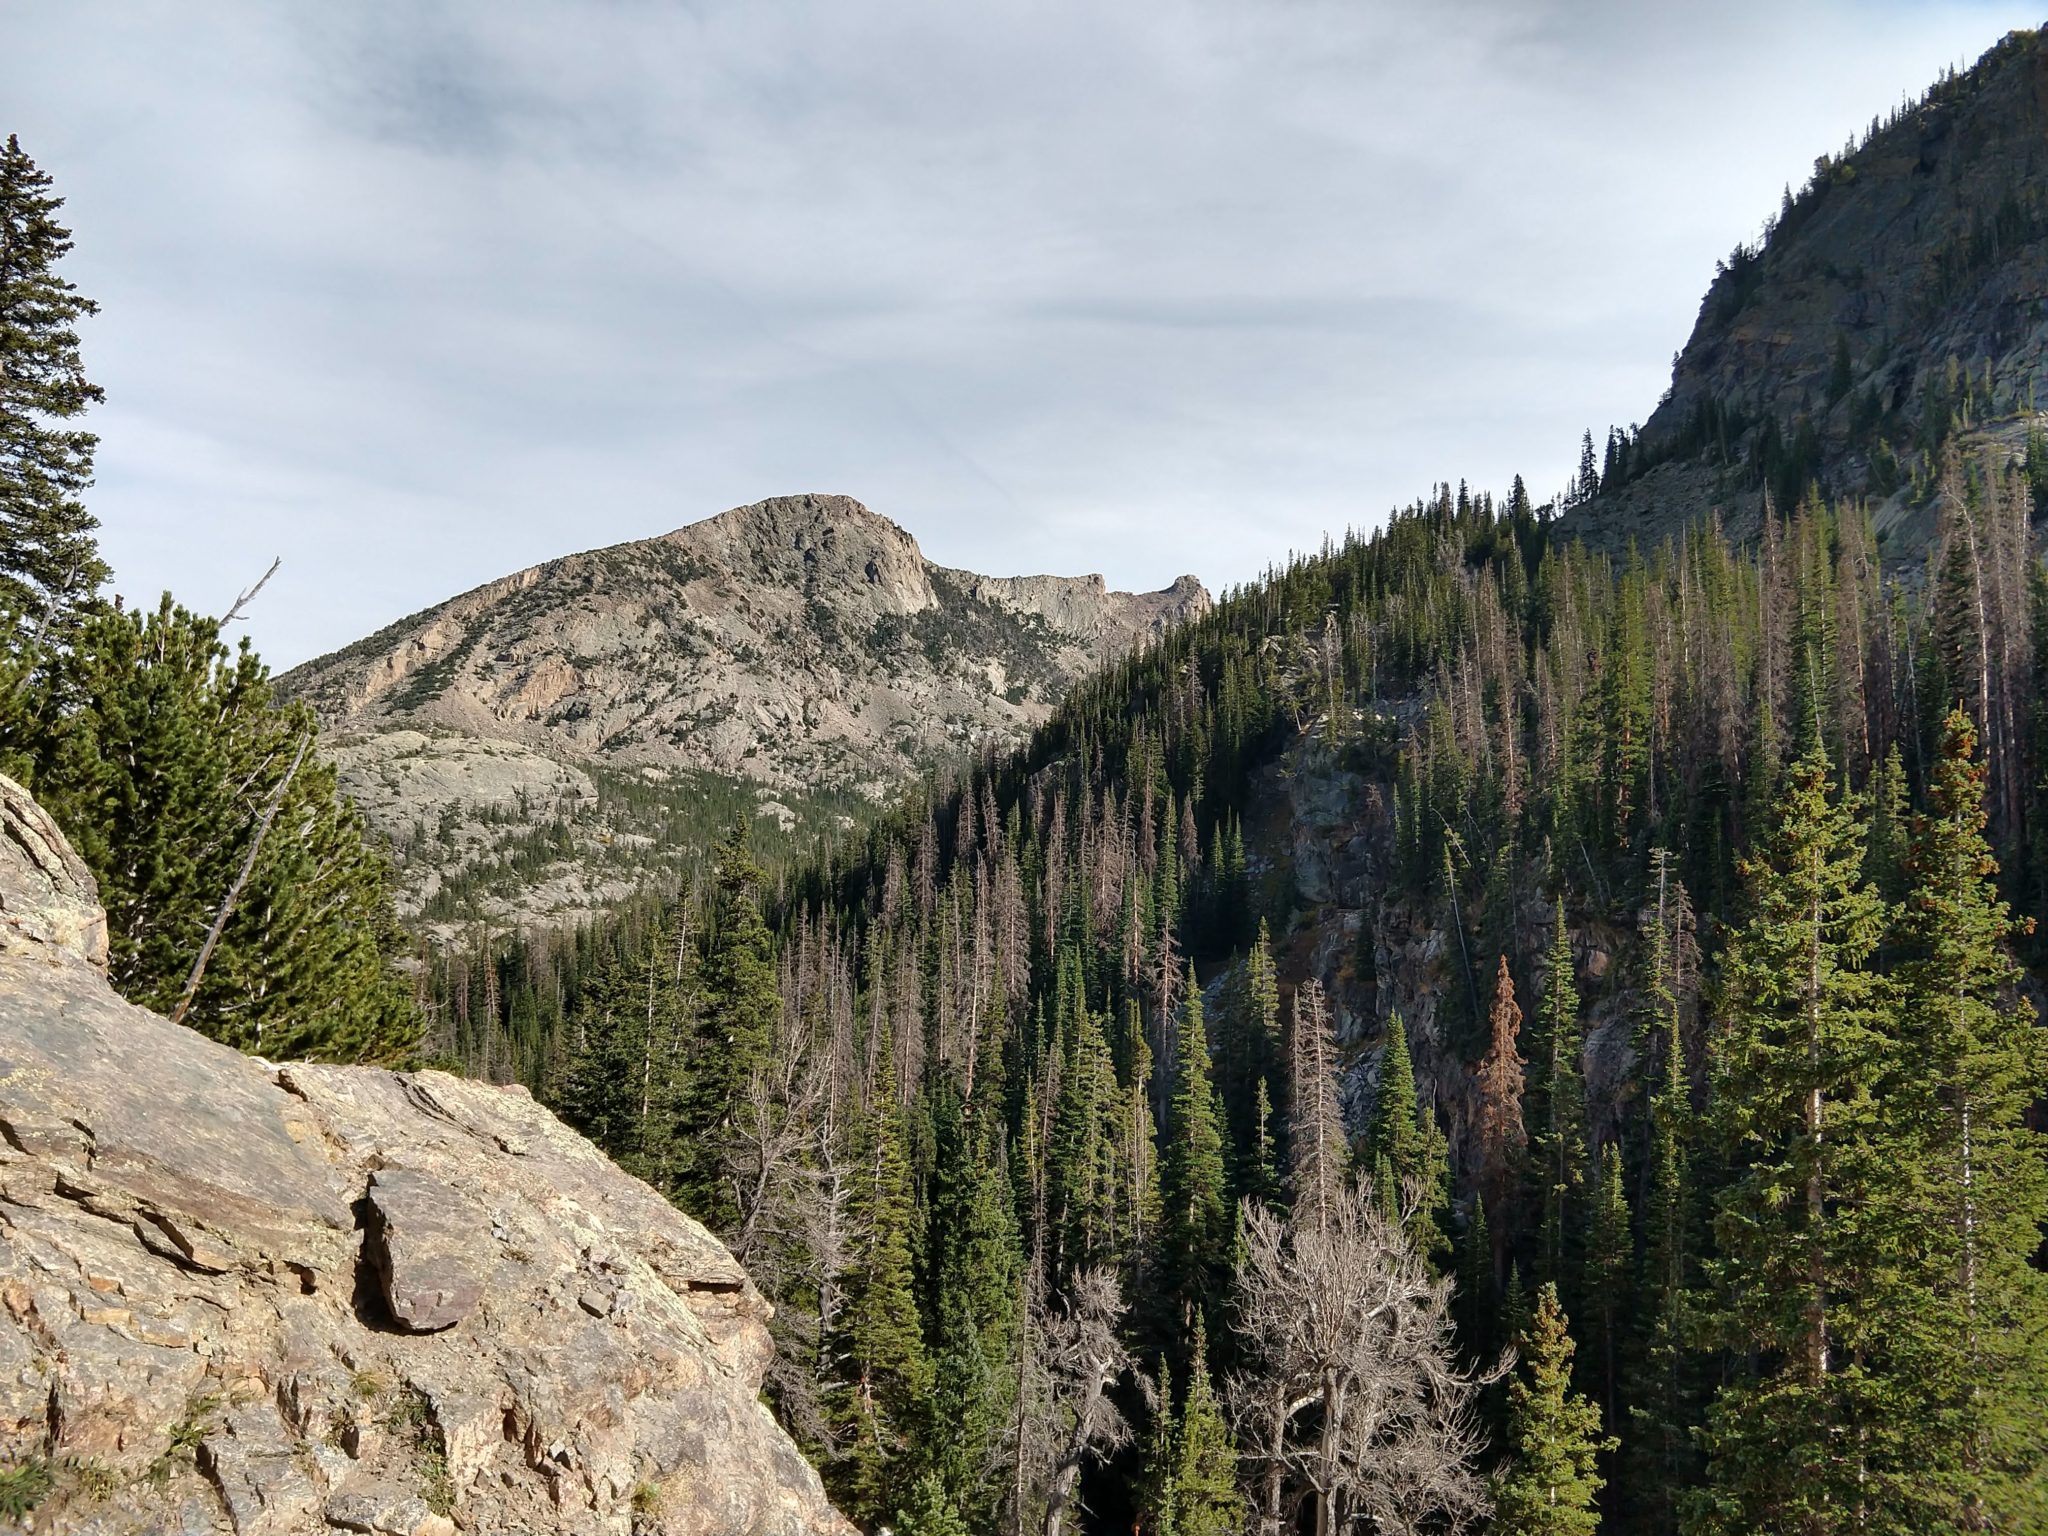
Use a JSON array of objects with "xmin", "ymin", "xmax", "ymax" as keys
[
  {"xmin": 1035, "ymin": 1266, "xmax": 1137, "ymax": 1536},
  {"xmin": 1230, "ymin": 1179, "xmax": 1496, "ymax": 1536}
]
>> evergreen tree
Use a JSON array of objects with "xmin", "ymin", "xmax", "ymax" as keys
[
  {"xmin": 1528, "ymin": 903, "xmax": 1586, "ymax": 1300},
  {"xmin": 1363, "ymin": 1010, "xmax": 1451, "ymax": 1262},
  {"xmin": 828, "ymin": 1053, "xmax": 929, "ymax": 1524},
  {"xmin": 1494, "ymin": 1284, "xmax": 1611, "ymax": 1536},
  {"xmin": 1, "ymin": 596, "xmax": 414, "ymax": 1061},
  {"xmin": 1139, "ymin": 1361, "xmax": 1179, "ymax": 1536},
  {"xmin": 1626, "ymin": 997, "xmax": 1701, "ymax": 1526},
  {"xmin": 0, "ymin": 134, "xmax": 108, "ymax": 636},
  {"xmin": 1689, "ymin": 741, "xmax": 1892, "ymax": 1536},
  {"xmin": 1882, "ymin": 708, "xmax": 2048, "ymax": 1528},
  {"xmin": 893, "ymin": 1472, "xmax": 971, "ymax": 1536},
  {"xmin": 555, "ymin": 912, "xmax": 696, "ymax": 1190},
  {"xmin": 1582, "ymin": 1142, "xmax": 1631, "ymax": 1429},
  {"xmin": 1158, "ymin": 964, "xmax": 1230, "ymax": 1339},
  {"xmin": 686, "ymin": 821, "xmax": 780, "ymax": 1224},
  {"xmin": 1171, "ymin": 1321, "xmax": 1242, "ymax": 1536}
]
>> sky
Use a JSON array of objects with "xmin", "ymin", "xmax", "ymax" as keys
[{"xmin": 6, "ymin": 1, "xmax": 2040, "ymax": 668}]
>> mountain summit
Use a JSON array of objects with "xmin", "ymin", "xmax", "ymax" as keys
[{"xmin": 282, "ymin": 495, "xmax": 1207, "ymax": 929}]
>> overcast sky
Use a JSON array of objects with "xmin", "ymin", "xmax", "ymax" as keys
[{"xmin": 7, "ymin": 1, "xmax": 2039, "ymax": 667}]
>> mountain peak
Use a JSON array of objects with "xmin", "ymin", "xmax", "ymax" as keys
[{"xmin": 281, "ymin": 498, "xmax": 1208, "ymax": 933}]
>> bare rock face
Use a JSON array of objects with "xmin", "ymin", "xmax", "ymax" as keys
[
  {"xmin": 1565, "ymin": 27, "xmax": 2048, "ymax": 561},
  {"xmin": 279, "ymin": 495, "xmax": 1208, "ymax": 934},
  {"xmin": 0, "ymin": 773, "xmax": 851, "ymax": 1536}
]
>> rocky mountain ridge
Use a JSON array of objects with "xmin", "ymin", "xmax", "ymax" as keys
[
  {"xmin": 1566, "ymin": 24, "xmax": 2048, "ymax": 560},
  {"xmin": 281, "ymin": 495, "xmax": 1206, "ymax": 934},
  {"xmin": 0, "ymin": 771, "xmax": 851, "ymax": 1535}
]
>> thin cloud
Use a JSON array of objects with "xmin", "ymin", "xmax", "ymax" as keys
[{"xmin": 3, "ymin": 0, "xmax": 2034, "ymax": 665}]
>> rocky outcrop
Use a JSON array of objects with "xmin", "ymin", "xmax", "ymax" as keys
[
  {"xmin": 1234, "ymin": 728, "xmax": 1650, "ymax": 1191},
  {"xmin": 281, "ymin": 495, "xmax": 1207, "ymax": 934},
  {"xmin": 0, "ymin": 773, "xmax": 851, "ymax": 1535},
  {"xmin": 1566, "ymin": 26, "xmax": 2048, "ymax": 560}
]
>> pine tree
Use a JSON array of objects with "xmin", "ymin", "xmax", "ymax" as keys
[
  {"xmin": 0, "ymin": 135, "xmax": 109, "ymax": 637},
  {"xmin": 1689, "ymin": 741, "xmax": 1892, "ymax": 1536},
  {"xmin": 893, "ymin": 1471, "xmax": 971, "ymax": 1536},
  {"xmin": 1582, "ymin": 1142, "xmax": 1631, "ymax": 1429},
  {"xmin": 1363, "ymin": 1010, "xmax": 1450, "ymax": 1262},
  {"xmin": 1626, "ymin": 997, "xmax": 1701, "ymax": 1526},
  {"xmin": 1158, "ymin": 964, "xmax": 1230, "ymax": 1339},
  {"xmin": 1, "ymin": 596, "xmax": 414, "ymax": 1061},
  {"xmin": 828, "ymin": 1052, "xmax": 929, "ymax": 1524},
  {"xmin": 1494, "ymin": 1284, "xmax": 1611, "ymax": 1536},
  {"xmin": 686, "ymin": 821, "xmax": 780, "ymax": 1225},
  {"xmin": 1882, "ymin": 708, "xmax": 2048, "ymax": 1528},
  {"xmin": 1139, "ymin": 1361, "xmax": 1179, "ymax": 1536}
]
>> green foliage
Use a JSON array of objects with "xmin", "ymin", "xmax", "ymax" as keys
[
  {"xmin": 1690, "ymin": 742, "xmax": 1894, "ymax": 1535},
  {"xmin": 1363, "ymin": 1010, "xmax": 1450, "ymax": 1263},
  {"xmin": 0, "ymin": 134, "xmax": 109, "ymax": 637},
  {"xmin": 0, "ymin": 1458, "xmax": 52, "ymax": 1523},
  {"xmin": 893, "ymin": 1472, "xmax": 971, "ymax": 1536},
  {"xmin": 0, "ymin": 596, "xmax": 416, "ymax": 1062},
  {"xmin": 1527, "ymin": 902, "xmax": 1586, "ymax": 1301},
  {"xmin": 1494, "ymin": 1285, "xmax": 1612, "ymax": 1536},
  {"xmin": 1877, "ymin": 709, "xmax": 2048, "ymax": 1528},
  {"xmin": 1157, "ymin": 965, "xmax": 1230, "ymax": 1342}
]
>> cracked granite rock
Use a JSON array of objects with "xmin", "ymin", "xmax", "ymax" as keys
[{"xmin": 0, "ymin": 772, "xmax": 850, "ymax": 1535}]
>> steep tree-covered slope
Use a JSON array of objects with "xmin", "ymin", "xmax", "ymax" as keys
[{"xmin": 447, "ymin": 453, "xmax": 2048, "ymax": 1531}]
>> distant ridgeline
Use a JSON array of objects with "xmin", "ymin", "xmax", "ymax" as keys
[
  {"xmin": 1561, "ymin": 25, "xmax": 2048, "ymax": 563},
  {"xmin": 279, "ymin": 493, "xmax": 1207, "ymax": 945}
]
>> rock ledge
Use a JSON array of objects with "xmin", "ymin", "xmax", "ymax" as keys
[{"xmin": 0, "ymin": 772, "xmax": 849, "ymax": 1535}]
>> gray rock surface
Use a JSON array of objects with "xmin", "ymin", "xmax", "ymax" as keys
[
  {"xmin": 0, "ymin": 772, "xmax": 851, "ymax": 1535},
  {"xmin": 280, "ymin": 494, "xmax": 1208, "ymax": 934},
  {"xmin": 1565, "ymin": 27, "xmax": 2048, "ymax": 563}
]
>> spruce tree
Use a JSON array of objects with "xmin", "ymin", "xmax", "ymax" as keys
[
  {"xmin": 1689, "ymin": 741, "xmax": 1892, "ymax": 1536},
  {"xmin": 892, "ymin": 1472, "xmax": 970, "ymax": 1536},
  {"xmin": 829, "ymin": 1053, "xmax": 929, "ymax": 1524},
  {"xmin": 1363, "ymin": 1010, "xmax": 1450, "ymax": 1262},
  {"xmin": 1494, "ymin": 1284, "xmax": 1611, "ymax": 1536},
  {"xmin": 1158, "ymin": 964, "xmax": 1229, "ymax": 1338},
  {"xmin": 0, "ymin": 135, "xmax": 109, "ymax": 636},
  {"xmin": 1171, "ymin": 1320, "xmax": 1243, "ymax": 1536},
  {"xmin": 1139, "ymin": 1363, "xmax": 1179, "ymax": 1536},
  {"xmin": 1883, "ymin": 708, "xmax": 2048, "ymax": 1528},
  {"xmin": 1527, "ymin": 902, "xmax": 1586, "ymax": 1300},
  {"xmin": 1581, "ymin": 1142, "xmax": 1631, "ymax": 1429},
  {"xmin": 687, "ymin": 821, "xmax": 780, "ymax": 1224},
  {"xmin": 2, "ymin": 597, "xmax": 414, "ymax": 1061}
]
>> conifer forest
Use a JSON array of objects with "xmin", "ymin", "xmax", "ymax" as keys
[{"xmin": 6, "ymin": 20, "xmax": 2048, "ymax": 1536}]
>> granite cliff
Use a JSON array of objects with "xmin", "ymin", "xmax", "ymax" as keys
[{"xmin": 0, "ymin": 773, "xmax": 852, "ymax": 1536}]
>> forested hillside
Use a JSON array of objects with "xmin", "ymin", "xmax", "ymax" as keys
[
  {"xmin": 453, "ymin": 441, "xmax": 2048, "ymax": 1533},
  {"xmin": 6, "ymin": 18, "xmax": 2048, "ymax": 1536}
]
